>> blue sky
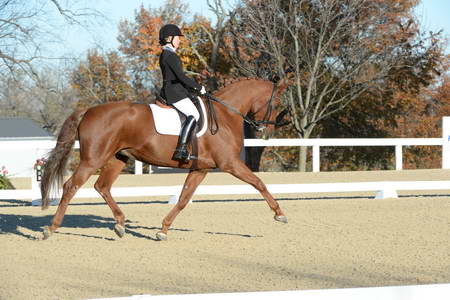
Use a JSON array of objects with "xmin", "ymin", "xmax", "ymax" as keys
[
  {"xmin": 415, "ymin": 1, "xmax": 450, "ymax": 45},
  {"xmin": 55, "ymin": 0, "xmax": 450, "ymax": 58},
  {"xmin": 54, "ymin": 0, "xmax": 225, "ymax": 57}
]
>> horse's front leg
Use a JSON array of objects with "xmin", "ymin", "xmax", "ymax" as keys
[
  {"xmin": 156, "ymin": 169, "xmax": 208, "ymax": 241},
  {"xmin": 221, "ymin": 159, "xmax": 287, "ymax": 223}
]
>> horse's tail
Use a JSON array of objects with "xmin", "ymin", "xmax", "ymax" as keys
[{"xmin": 41, "ymin": 108, "xmax": 87, "ymax": 210}]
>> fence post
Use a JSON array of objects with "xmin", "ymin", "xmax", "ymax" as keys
[
  {"xmin": 135, "ymin": 161, "xmax": 143, "ymax": 175},
  {"xmin": 395, "ymin": 145, "xmax": 403, "ymax": 170},
  {"xmin": 443, "ymin": 117, "xmax": 450, "ymax": 169},
  {"xmin": 313, "ymin": 145, "xmax": 320, "ymax": 172}
]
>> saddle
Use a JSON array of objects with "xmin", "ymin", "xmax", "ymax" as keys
[{"xmin": 149, "ymin": 96, "xmax": 207, "ymax": 137}]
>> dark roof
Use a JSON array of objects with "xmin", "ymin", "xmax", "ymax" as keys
[{"xmin": 0, "ymin": 118, "xmax": 53, "ymax": 140}]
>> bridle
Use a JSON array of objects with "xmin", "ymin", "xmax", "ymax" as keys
[{"xmin": 203, "ymin": 83, "xmax": 289, "ymax": 134}]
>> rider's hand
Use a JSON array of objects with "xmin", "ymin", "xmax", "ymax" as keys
[{"xmin": 200, "ymin": 86, "xmax": 207, "ymax": 95}]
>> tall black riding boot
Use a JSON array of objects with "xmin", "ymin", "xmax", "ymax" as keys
[{"xmin": 172, "ymin": 116, "xmax": 197, "ymax": 162}]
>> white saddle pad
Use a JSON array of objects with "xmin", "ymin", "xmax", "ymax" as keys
[{"xmin": 149, "ymin": 97, "xmax": 208, "ymax": 137}]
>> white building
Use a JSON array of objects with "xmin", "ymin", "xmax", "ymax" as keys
[{"xmin": 0, "ymin": 118, "xmax": 54, "ymax": 177}]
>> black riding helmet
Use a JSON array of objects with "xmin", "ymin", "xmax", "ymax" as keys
[{"xmin": 159, "ymin": 24, "xmax": 183, "ymax": 46}]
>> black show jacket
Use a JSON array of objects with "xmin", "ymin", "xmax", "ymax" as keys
[{"xmin": 159, "ymin": 49, "xmax": 201, "ymax": 104}]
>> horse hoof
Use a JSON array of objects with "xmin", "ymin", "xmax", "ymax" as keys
[
  {"xmin": 42, "ymin": 226, "xmax": 52, "ymax": 240},
  {"xmin": 156, "ymin": 231, "xmax": 167, "ymax": 241},
  {"xmin": 114, "ymin": 224, "xmax": 125, "ymax": 238},
  {"xmin": 274, "ymin": 215, "xmax": 288, "ymax": 224}
]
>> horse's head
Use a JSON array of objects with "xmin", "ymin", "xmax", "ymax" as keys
[{"xmin": 249, "ymin": 78, "xmax": 289, "ymax": 139}]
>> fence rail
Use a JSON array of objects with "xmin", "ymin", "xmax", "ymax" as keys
[
  {"xmin": 4, "ymin": 180, "xmax": 450, "ymax": 204},
  {"xmin": 244, "ymin": 138, "xmax": 444, "ymax": 172},
  {"xmin": 0, "ymin": 137, "xmax": 446, "ymax": 175},
  {"xmin": 1, "ymin": 116, "xmax": 450, "ymax": 203}
]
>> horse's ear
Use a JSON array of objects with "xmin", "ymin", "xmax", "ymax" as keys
[
  {"xmin": 275, "ymin": 67, "xmax": 296, "ymax": 93},
  {"xmin": 275, "ymin": 75, "xmax": 292, "ymax": 94}
]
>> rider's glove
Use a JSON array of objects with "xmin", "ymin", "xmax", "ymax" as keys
[{"xmin": 200, "ymin": 86, "xmax": 207, "ymax": 95}]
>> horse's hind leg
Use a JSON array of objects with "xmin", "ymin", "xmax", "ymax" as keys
[
  {"xmin": 221, "ymin": 160, "xmax": 287, "ymax": 223},
  {"xmin": 43, "ymin": 162, "xmax": 98, "ymax": 239},
  {"xmin": 94, "ymin": 154, "xmax": 128, "ymax": 238},
  {"xmin": 157, "ymin": 169, "xmax": 208, "ymax": 241}
]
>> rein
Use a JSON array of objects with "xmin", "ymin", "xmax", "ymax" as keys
[
  {"xmin": 205, "ymin": 93, "xmax": 262, "ymax": 130},
  {"xmin": 203, "ymin": 82, "xmax": 284, "ymax": 133}
]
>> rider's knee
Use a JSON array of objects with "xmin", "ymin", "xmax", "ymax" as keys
[{"xmin": 190, "ymin": 109, "xmax": 200, "ymax": 122}]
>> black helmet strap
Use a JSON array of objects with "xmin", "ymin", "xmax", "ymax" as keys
[{"xmin": 163, "ymin": 36, "xmax": 177, "ymax": 48}]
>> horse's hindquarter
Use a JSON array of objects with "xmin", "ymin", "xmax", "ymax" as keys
[
  {"xmin": 120, "ymin": 103, "xmax": 159, "ymax": 145},
  {"xmin": 77, "ymin": 102, "xmax": 158, "ymax": 156}
]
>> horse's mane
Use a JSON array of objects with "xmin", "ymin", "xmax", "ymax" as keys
[
  {"xmin": 223, "ymin": 77, "xmax": 262, "ymax": 86},
  {"xmin": 216, "ymin": 77, "xmax": 272, "ymax": 94}
]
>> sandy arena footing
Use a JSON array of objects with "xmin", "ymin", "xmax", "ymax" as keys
[{"xmin": 1, "ymin": 169, "xmax": 450, "ymax": 299}]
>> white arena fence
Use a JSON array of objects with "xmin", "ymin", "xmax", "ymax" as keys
[
  {"xmin": 1, "ymin": 115, "xmax": 450, "ymax": 204},
  {"xmin": 88, "ymin": 283, "xmax": 450, "ymax": 300}
]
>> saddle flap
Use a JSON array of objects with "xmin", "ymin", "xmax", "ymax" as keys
[{"xmin": 149, "ymin": 97, "xmax": 208, "ymax": 137}]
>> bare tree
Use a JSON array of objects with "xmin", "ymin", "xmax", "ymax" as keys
[
  {"xmin": 32, "ymin": 66, "xmax": 78, "ymax": 133},
  {"xmin": 187, "ymin": 0, "xmax": 231, "ymax": 90},
  {"xmin": 0, "ymin": 64, "xmax": 78, "ymax": 134},
  {"xmin": 0, "ymin": 0, "xmax": 108, "ymax": 135},
  {"xmin": 0, "ymin": 71, "xmax": 30, "ymax": 116},
  {"xmin": 229, "ymin": 0, "xmax": 444, "ymax": 171},
  {"xmin": 0, "ymin": 0, "xmax": 103, "ymax": 80}
]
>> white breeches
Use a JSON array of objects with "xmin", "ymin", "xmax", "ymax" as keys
[{"xmin": 172, "ymin": 98, "xmax": 200, "ymax": 121}]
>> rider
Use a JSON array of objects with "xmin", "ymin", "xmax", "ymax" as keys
[{"xmin": 159, "ymin": 24, "xmax": 206, "ymax": 163}]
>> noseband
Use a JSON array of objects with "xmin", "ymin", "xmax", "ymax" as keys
[{"xmin": 253, "ymin": 83, "xmax": 290, "ymax": 131}]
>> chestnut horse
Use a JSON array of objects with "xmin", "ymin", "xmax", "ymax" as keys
[{"xmin": 40, "ymin": 78, "xmax": 288, "ymax": 241}]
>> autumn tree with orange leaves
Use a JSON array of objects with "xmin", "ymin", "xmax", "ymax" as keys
[
  {"xmin": 117, "ymin": 0, "xmax": 235, "ymax": 103},
  {"xmin": 71, "ymin": 49, "xmax": 133, "ymax": 109},
  {"xmin": 118, "ymin": 0, "xmax": 205, "ymax": 102}
]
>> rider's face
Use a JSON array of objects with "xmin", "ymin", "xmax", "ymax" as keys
[{"xmin": 172, "ymin": 36, "xmax": 181, "ymax": 49}]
